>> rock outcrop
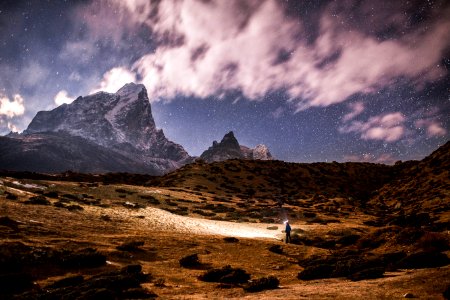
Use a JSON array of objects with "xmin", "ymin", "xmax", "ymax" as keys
[{"xmin": 200, "ymin": 131, "xmax": 273, "ymax": 163}]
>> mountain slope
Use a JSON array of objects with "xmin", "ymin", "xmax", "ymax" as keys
[
  {"xmin": 0, "ymin": 132, "xmax": 175, "ymax": 174},
  {"xmin": 0, "ymin": 83, "xmax": 192, "ymax": 174},
  {"xmin": 151, "ymin": 159, "xmax": 394, "ymax": 203},
  {"xmin": 369, "ymin": 141, "xmax": 450, "ymax": 213},
  {"xmin": 25, "ymin": 83, "xmax": 190, "ymax": 161}
]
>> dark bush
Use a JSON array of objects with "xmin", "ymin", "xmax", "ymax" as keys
[
  {"xmin": 298, "ymin": 264, "xmax": 334, "ymax": 280},
  {"xmin": 0, "ymin": 272, "xmax": 33, "ymax": 294},
  {"xmin": 396, "ymin": 251, "xmax": 450, "ymax": 269},
  {"xmin": 179, "ymin": 254, "xmax": 202, "ymax": 268},
  {"xmin": 115, "ymin": 188, "xmax": 135, "ymax": 194},
  {"xmin": 268, "ymin": 245, "xmax": 283, "ymax": 254},
  {"xmin": 48, "ymin": 275, "xmax": 84, "ymax": 288},
  {"xmin": 193, "ymin": 209, "xmax": 216, "ymax": 217},
  {"xmin": 244, "ymin": 276, "xmax": 279, "ymax": 292},
  {"xmin": 199, "ymin": 265, "xmax": 250, "ymax": 284},
  {"xmin": 139, "ymin": 195, "xmax": 160, "ymax": 205},
  {"xmin": 223, "ymin": 237, "xmax": 239, "ymax": 243},
  {"xmin": 43, "ymin": 191, "xmax": 59, "ymax": 198},
  {"xmin": 117, "ymin": 241, "xmax": 145, "ymax": 252},
  {"xmin": 121, "ymin": 287, "xmax": 158, "ymax": 299},
  {"xmin": 0, "ymin": 216, "xmax": 19, "ymax": 230},
  {"xmin": 101, "ymin": 215, "xmax": 112, "ymax": 221},
  {"xmin": 303, "ymin": 212, "xmax": 316, "ymax": 218},
  {"xmin": 5, "ymin": 192, "xmax": 18, "ymax": 200},
  {"xmin": 27, "ymin": 195, "xmax": 50, "ymax": 205},
  {"xmin": 67, "ymin": 204, "xmax": 84, "ymax": 211},
  {"xmin": 59, "ymin": 248, "xmax": 106, "ymax": 269},
  {"xmin": 62, "ymin": 193, "xmax": 82, "ymax": 200},
  {"xmin": 348, "ymin": 267, "xmax": 385, "ymax": 281},
  {"xmin": 444, "ymin": 284, "xmax": 450, "ymax": 300},
  {"xmin": 336, "ymin": 234, "xmax": 361, "ymax": 246},
  {"xmin": 54, "ymin": 201, "xmax": 66, "ymax": 208},
  {"xmin": 417, "ymin": 232, "xmax": 450, "ymax": 252},
  {"xmin": 20, "ymin": 264, "xmax": 154, "ymax": 299}
]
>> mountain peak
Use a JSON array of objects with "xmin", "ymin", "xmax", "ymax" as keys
[
  {"xmin": 117, "ymin": 82, "xmax": 146, "ymax": 97},
  {"xmin": 200, "ymin": 131, "xmax": 273, "ymax": 162},
  {"xmin": 18, "ymin": 83, "xmax": 191, "ymax": 174},
  {"xmin": 223, "ymin": 131, "xmax": 235, "ymax": 138}
]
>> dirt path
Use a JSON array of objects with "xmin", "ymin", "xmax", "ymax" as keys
[{"xmin": 95, "ymin": 206, "xmax": 285, "ymax": 239}]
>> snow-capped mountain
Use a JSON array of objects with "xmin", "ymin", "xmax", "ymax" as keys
[
  {"xmin": 1, "ymin": 83, "xmax": 192, "ymax": 174},
  {"xmin": 200, "ymin": 131, "xmax": 273, "ymax": 162}
]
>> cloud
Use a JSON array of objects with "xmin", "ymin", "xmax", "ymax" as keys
[
  {"xmin": 97, "ymin": 0, "xmax": 450, "ymax": 110},
  {"xmin": 339, "ymin": 112, "xmax": 406, "ymax": 142},
  {"xmin": 270, "ymin": 107, "xmax": 284, "ymax": 119},
  {"xmin": 20, "ymin": 62, "xmax": 50, "ymax": 88},
  {"xmin": 0, "ymin": 94, "xmax": 25, "ymax": 118},
  {"xmin": 342, "ymin": 102, "xmax": 365, "ymax": 122},
  {"xmin": 54, "ymin": 90, "xmax": 75, "ymax": 106},
  {"xmin": 91, "ymin": 67, "xmax": 137, "ymax": 94},
  {"xmin": 60, "ymin": 40, "xmax": 98, "ymax": 64},
  {"xmin": 7, "ymin": 122, "xmax": 19, "ymax": 132},
  {"xmin": 415, "ymin": 118, "xmax": 447, "ymax": 137}
]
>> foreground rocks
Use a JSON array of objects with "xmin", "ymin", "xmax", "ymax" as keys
[
  {"xmin": 298, "ymin": 249, "xmax": 450, "ymax": 281},
  {"xmin": 0, "ymin": 242, "xmax": 106, "ymax": 296},
  {"xmin": 17, "ymin": 264, "xmax": 156, "ymax": 299}
]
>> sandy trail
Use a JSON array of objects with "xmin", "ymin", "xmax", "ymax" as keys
[{"xmin": 98, "ymin": 206, "xmax": 283, "ymax": 239}]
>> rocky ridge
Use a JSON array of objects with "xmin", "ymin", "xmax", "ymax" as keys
[{"xmin": 200, "ymin": 131, "xmax": 273, "ymax": 163}]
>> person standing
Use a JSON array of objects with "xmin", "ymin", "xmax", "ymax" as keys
[{"xmin": 285, "ymin": 221, "xmax": 291, "ymax": 243}]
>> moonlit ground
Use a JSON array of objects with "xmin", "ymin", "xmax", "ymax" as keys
[{"xmin": 122, "ymin": 206, "xmax": 280, "ymax": 239}]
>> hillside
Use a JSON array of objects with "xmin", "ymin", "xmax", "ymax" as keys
[
  {"xmin": 0, "ymin": 142, "xmax": 449, "ymax": 299},
  {"xmin": 151, "ymin": 159, "xmax": 394, "ymax": 203},
  {"xmin": 369, "ymin": 141, "xmax": 450, "ymax": 217}
]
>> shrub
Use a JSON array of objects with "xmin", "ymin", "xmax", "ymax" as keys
[
  {"xmin": 139, "ymin": 195, "xmax": 160, "ymax": 205},
  {"xmin": 67, "ymin": 204, "xmax": 83, "ymax": 211},
  {"xmin": 348, "ymin": 267, "xmax": 385, "ymax": 281},
  {"xmin": 298, "ymin": 264, "xmax": 334, "ymax": 280},
  {"xmin": 268, "ymin": 245, "xmax": 283, "ymax": 254},
  {"xmin": 417, "ymin": 232, "xmax": 450, "ymax": 252},
  {"xmin": 115, "ymin": 188, "xmax": 134, "ymax": 194},
  {"xmin": 396, "ymin": 251, "xmax": 450, "ymax": 269},
  {"xmin": 244, "ymin": 276, "xmax": 279, "ymax": 292},
  {"xmin": 43, "ymin": 191, "xmax": 59, "ymax": 198},
  {"xmin": 27, "ymin": 195, "xmax": 50, "ymax": 205},
  {"xmin": 199, "ymin": 265, "xmax": 250, "ymax": 284},
  {"xmin": 58, "ymin": 248, "xmax": 106, "ymax": 269},
  {"xmin": 223, "ymin": 237, "xmax": 239, "ymax": 243},
  {"xmin": 5, "ymin": 192, "xmax": 18, "ymax": 200},
  {"xmin": 193, "ymin": 209, "xmax": 216, "ymax": 217},
  {"xmin": 179, "ymin": 254, "xmax": 202, "ymax": 268},
  {"xmin": 116, "ymin": 241, "xmax": 145, "ymax": 252}
]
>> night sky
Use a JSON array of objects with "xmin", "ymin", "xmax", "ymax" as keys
[{"xmin": 0, "ymin": 0, "xmax": 449, "ymax": 163}]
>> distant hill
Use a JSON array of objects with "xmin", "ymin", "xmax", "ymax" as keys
[
  {"xmin": 151, "ymin": 159, "xmax": 394, "ymax": 203},
  {"xmin": 151, "ymin": 141, "xmax": 449, "ymax": 220}
]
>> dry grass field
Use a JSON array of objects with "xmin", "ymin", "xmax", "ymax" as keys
[{"xmin": 0, "ymin": 142, "xmax": 449, "ymax": 299}]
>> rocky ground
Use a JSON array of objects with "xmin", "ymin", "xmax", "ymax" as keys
[{"xmin": 1, "ymin": 175, "xmax": 449, "ymax": 299}]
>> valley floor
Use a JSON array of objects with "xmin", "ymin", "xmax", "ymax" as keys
[{"xmin": 1, "ymin": 177, "xmax": 449, "ymax": 299}]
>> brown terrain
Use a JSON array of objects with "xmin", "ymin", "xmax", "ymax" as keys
[{"xmin": 0, "ymin": 141, "xmax": 449, "ymax": 299}]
